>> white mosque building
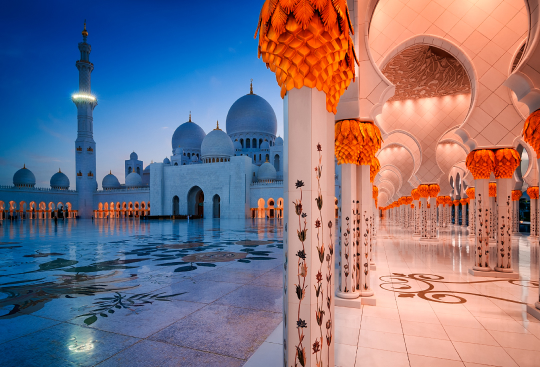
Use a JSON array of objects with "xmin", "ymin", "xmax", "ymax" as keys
[{"xmin": 0, "ymin": 25, "xmax": 286, "ymax": 220}]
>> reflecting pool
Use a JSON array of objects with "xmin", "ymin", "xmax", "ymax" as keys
[{"xmin": 0, "ymin": 218, "xmax": 284, "ymax": 366}]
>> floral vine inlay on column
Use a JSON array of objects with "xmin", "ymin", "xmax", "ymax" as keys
[
  {"xmin": 313, "ymin": 143, "xmax": 325, "ymax": 366},
  {"xmin": 293, "ymin": 179, "xmax": 307, "ymax": 367}
]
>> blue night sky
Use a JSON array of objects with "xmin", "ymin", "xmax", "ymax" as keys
[{"xmin": 0, "ymin": 0, "xmax": 282, "ymax": 187}]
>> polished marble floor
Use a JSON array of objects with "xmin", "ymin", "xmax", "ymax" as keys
[
  {"xmin": 0, "ymin": 218, "xmax": 284, "ymax": 366},
  {"xmin": 247, "ymin": 222, "xmax": 540, "ymax": 367}
]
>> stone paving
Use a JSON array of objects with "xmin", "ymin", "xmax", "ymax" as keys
[{"xmin": 0, "ymin": 218, "xmax": 284, "ymax": 366}]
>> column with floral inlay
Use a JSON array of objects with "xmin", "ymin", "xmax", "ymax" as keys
[
  {"xmin": 466, "ymin": 149, "xmax": 495, "ymax": 272},
  {"xmin": 493, "ymin": 148, "xmax": 520, "ymax": 272},
  {"xmin": 255, "ymin": 1, "xmax": 357, "ymax": 364}
]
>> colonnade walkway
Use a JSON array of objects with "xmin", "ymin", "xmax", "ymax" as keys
[{"xmin": 247, "ymin": 221, "xmax": 540, "ymax": 367}]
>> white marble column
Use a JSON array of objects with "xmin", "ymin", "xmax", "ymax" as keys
[
  {"xmin": 469, "ymin": 198, "xmax": 476, "ymax": 237},
  {"xmin": 495, "ymin": 178, "xmax": 513, "ymax": 272},
  {"xmin": 429, "ymin": 197, "xmax": 437, "ymax": 239},
  {"xmin": 284, "ymin": 87, "xmax": 335, "ymax": 367},
  {"xmin": 420, "ymin": 197, "xmax": 428, "ymax": 240},
  {"xmin": 337, "ymin": 164, "xmax": 357, "ymax": 298},
  {"xmin": 531, "ymin": 197, "xmax": 538, "ymax": 239},
  {"xmin": 473, "ymin": 179, "xmax": 491, "ymax": 271},
  {"xmin": 413, "ymin": 200, "xmax": 420, "ymax": 237},
  {"xmin": 511, "ymin": 193, "xmax": 520, "ymax": 235},
  {"xmin": 371, "ymin": 197, "xmax": 377, "ymax": 266},
  {"xmin": 356, "ymin": 165, "xmax": 374, "ymax": 297},
  {"xmin": 489, "ymin": 196, "xmax": 497, "ymax": 244}
]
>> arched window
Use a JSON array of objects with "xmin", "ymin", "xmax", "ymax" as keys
[
  {"xmin": 253, "ymin": 138, "xmax": 257, "ymax": 148},
  {"xmin": 172, "ymin": 195, "xmax": 179, "ymax": 215},
  {"xmin": 197, "ymin": 154, "xmax": 199, "ymax": 158},
  {"xmin": 259, "ymin": 154, "xmax": 261, "ymax": 161},
  {"xmin": 259, "ymin": 138, "xmax": 263, "ymax": 147},
  {"xmin": 188, "ymin": 153, "xmax": 191, "ymax": 158},
  {"xmin": 174, "ymin": 162, "xmax": 178, "ymax": 166},
  {"xmin": 183, "ymin": 152, "xmax": 186, "ymax": 156},
  {"xmin": 240, "ymin": 138, "xmax": 244, "ymax": 148},
  {"xmin": 128, "ymin": 167, "xmax": 132, "ymax": 174},
  {"xmin": 265, "ymin": 154, "xmax": 269, "ymax": 161},
  {"xmin": 246, "ymin": 139, "xmax": 251, "ymax": 148},
  {"xmin": 274, "ymin": 154, "xmax": 280, "ymax": 171},
  {"xmin": 136, "ymin": 167, "xmax": 140, "ymax": 174},
  {"xmin": 253, "ymin": 155, "xmax": 256, "ymax": 162}
]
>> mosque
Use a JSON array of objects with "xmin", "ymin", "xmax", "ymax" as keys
[{"xmin": 0, "ymin": 25, "xmax": 288, "ymax": 220}]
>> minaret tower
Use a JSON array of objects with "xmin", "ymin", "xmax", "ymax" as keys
[{"xmin": 73, "ymin": 21, "xmax": 98, "ymax": 218}]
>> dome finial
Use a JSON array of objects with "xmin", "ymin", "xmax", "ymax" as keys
[
  {"xmin": 59, "ymin": 168, "xmax": 61, "ymax": 173},
  {"xmin": 266, "ymin": 156, "xmax": 269, "ymax": 163},
  {"xmin": 249, "ymin": 79, "xmax": 254, "ymax": 94},
  {"xmin": 23, "ymin": 163, "xmax": 26, "ymax": 169},
  {"xmin": 189, "ymin": 111, "xmax": 192, "ymax": 122},
  {"xmin": 109, "ymin": 170, "xmax": 112, "ymax": 174},
  {"xmin": 214, "ymin": 120, "xmax": 221, "ymax": 130},
  {"xmin": 82, "ymin": 19, "xmax": 88, "ymax": 40}
]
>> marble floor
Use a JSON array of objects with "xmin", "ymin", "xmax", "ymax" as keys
[
  {"xmin": 247, "ymin": 222, "xmax": 540, "ymax": 367},
  {"xmin": 0, "ymin": 218, "xmax": 284, "ymax": 366}
]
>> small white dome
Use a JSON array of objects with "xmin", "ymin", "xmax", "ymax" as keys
[
  {"xmin": 191, "ymin": 155, "xmax": 199, "ymax": 162},
  {"xmin": 13, "ymin": 165, "xmax": 36, "ymax": 187},
  {"xmin": 50, "ymin": 170, "xmax": 70, "ymax": 189},
  {"xmin": 174, "ymin": 147, "xmax": 183, "ymax": 155},
  {"xmin": 102, "ymin": 172, "xmax": 121, "ymax": 189},
  {"xmin": 143, "ymin": 165, "xmax": 151, "ymax": 173},
  {"xmin": 260, "ymin": 141, "xmax": 270, "ymax": 150},
  {"xmin": 163, "ymin": 157, "xmax": 171, "ymax": 164},
  {"xmin": 171, "ymin": 117, "xmax": 206, "ymax": 153},
  {"xmin": 258, "ymin": 161, "xmax": 277, "ymax": 181},
  {"xmin": 130, "ymin": 152, "xmax": 138, "ymax": 160},
  {"xmin": 125, "ymin": 172, "xmax": 142, "ymax": 187},
  {"xmin": 201, "ymin": 125, "xmax": 234, "ymax": 159},
  {"xmin": 275, "ymin": 136, "xmax": 283, "ymax": 146},
  {"xmin": 233, "ymin": 140, "xmax": 242, "ymax": 151}
]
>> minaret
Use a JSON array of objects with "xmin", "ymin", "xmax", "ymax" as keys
[{"xmin": 73, "ymin": 21, "xmax": 98, "ymax": 218}]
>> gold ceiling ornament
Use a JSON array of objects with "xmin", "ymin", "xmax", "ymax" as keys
[
  {"xmin": 358, "ymin": 122, "xmax": 383, "ymax": 165},
  {"xmin": 460, "ymin": 198, "xmax": 468, "ymax": 206},
  {"xmin": 527, "ymin": 186, "xmax": 539, "ymax": 200},
  {"xmin": 372, "ymin": 185, "xmax": 378, "ymax": 200},
  {"xmin": 370, "ymin": 157, "xmax": 380, "ymax": 183},
  {"xmin": 334, "ymin": 119, "xmax": 364, "ymax": 164},
  {"xmin": 465, "ymin": 187, "xmax": 475, "ymax": 199},
  {"xmin": 428, "ymin": 184, "xmax": 440, "ymax": 198},
  {"xmin": 334, "ymin": 120, "xmax": 383, "ymax": 165},
  {"xmin": 255, "ymin": 0, "xmax": 358, "ymax": 113},
  {"xmin": 489, "ymin": 182, "xmax": 497, "ymax": 197},
  {"xmin": 405, "ymin": 196, "xmax": 413, "ymax": 205},
  {"xmin": 511, "ymin": 190, "xmax": 522, "ymax": 201},
  {"xmin": 453, "ymin": 199, "xmax": 460, "ymax": 206},
  {"xmin": 411, "ymin": 188, "xmax": 420, "ymax": 201},
  {"xmin": 522, "ymin": 109, "xmax": 540, "ymax": 155},
  {"xmin": 417, "ymin": 184, "xmax": 429, "ymax": 198},
  {"xmin": 493, "ymin": 148, "xmax": 520, "ymax": 179},
  {"xmin": 466, "ymin": 149, "xmax": 495, "ymax": 180}
]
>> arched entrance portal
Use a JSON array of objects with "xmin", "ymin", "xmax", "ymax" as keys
[
  {"xmin": 188, "ymin": 186, "xmax": 204, "ymax": 217},
  {"xmin": 172, "ymin": 195, "xmax": 179, "ymax": 215},
  {"xmin": 213, "ymin": 194, "xmax": 220, "ymax": 218}
]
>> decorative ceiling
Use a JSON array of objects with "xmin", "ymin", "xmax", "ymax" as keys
[{"xmin": 382, "ymin": 45, "xmax": 471, "ymax": 101}]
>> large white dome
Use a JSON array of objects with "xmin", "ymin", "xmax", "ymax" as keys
[
  {"xmin": 171, "ymin": 117, "xmax": 206, "ymax": 153},
  {"xmin": 258, "ymin": 161, "xmax": 277, "ymax": 181},
  {"xmin": 50, "ymin": 170, "xmax": 70, "ymax": 190},
  {"xmin": 226, "ymin": 93, "xmax": 277, "ymax": 136},
  {"xmin": 102, "ymin": 172, "xmax": 121, "ymax": 189},
  {"xmin": 201, "ymin": 125, "xmax": 234, "ymax": 159},
  {"xmin": 13, "ymin": 165, "xmax": 36, "ymax": 187},
  {"xmin": 125, "ymin": 172, "xmax": 142, "ymax": 187}
]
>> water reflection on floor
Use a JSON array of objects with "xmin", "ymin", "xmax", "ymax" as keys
[{"xmin": 0, "ymin": 218, "xmax": 284, "ymax": 366}]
